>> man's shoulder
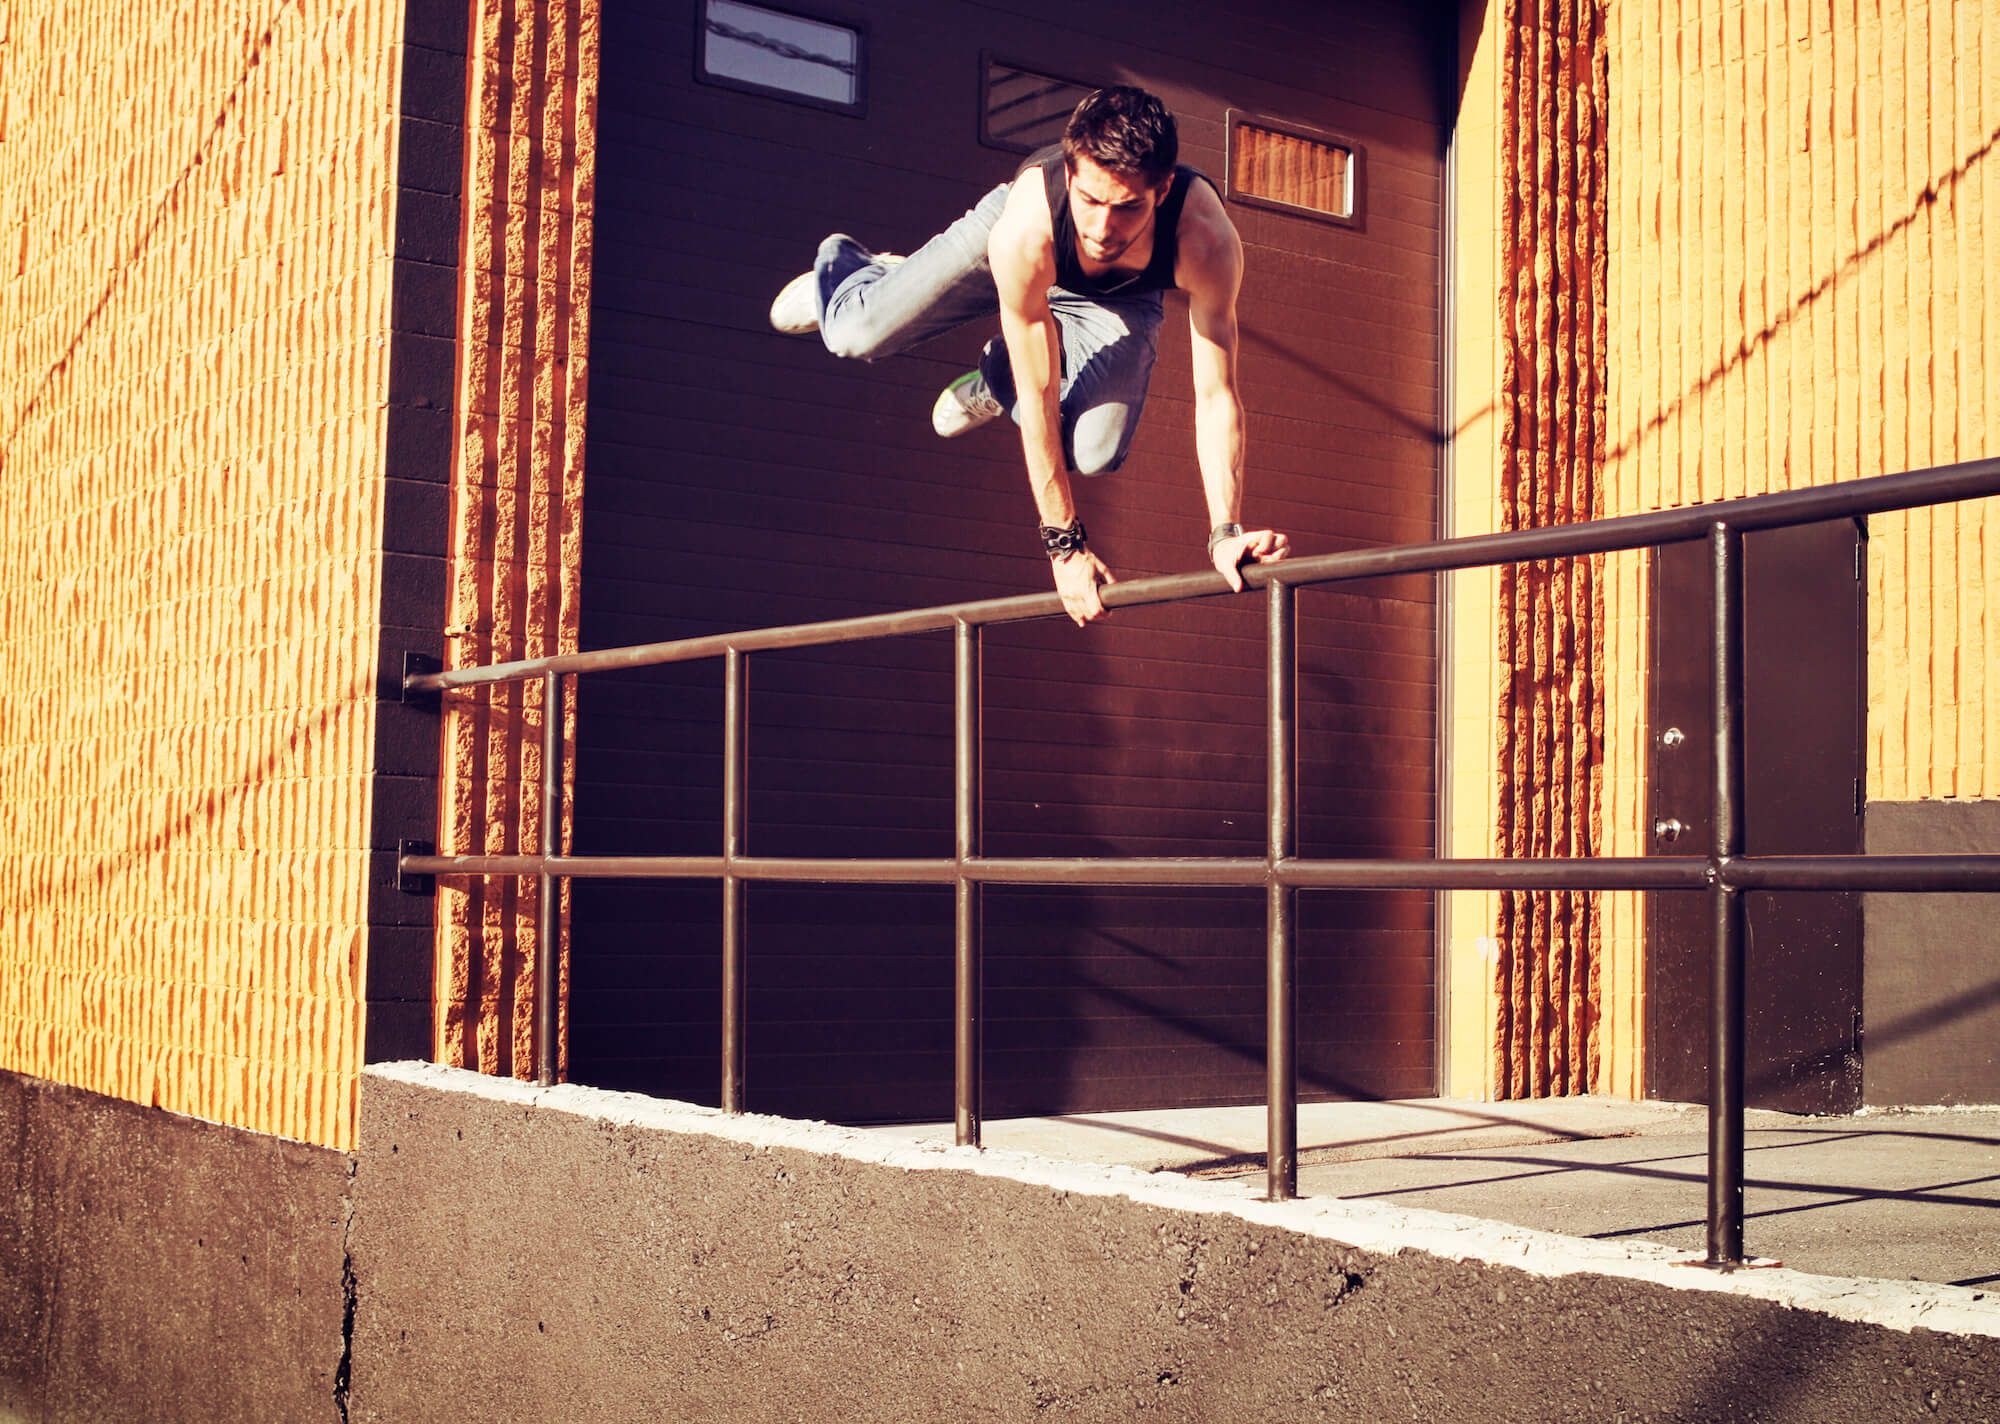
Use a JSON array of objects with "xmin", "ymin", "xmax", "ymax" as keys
[
  {"xmin": 1174, "ymin": 179, "xmax": 1243, "ymax": 292},
  {"xmin": 991, "ymin": 178, "xmax": 1057, "ymax": 266}
]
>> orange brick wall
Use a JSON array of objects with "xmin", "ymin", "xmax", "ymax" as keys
[
  {"xmin": 1604, "ymin": 0, "xmax": 2000, "ymax": 806},
  {"xmin": 433, "ymin": 0, "xmax": 600, "ymax": 1081},
  {"xmin": 1443, "ymin": 0, "xmax": 1609, "ymax": 1099},
  {"xmin": 0, "ymin": 0, "xmax": 405, "ymax": 1147},
  {"xmin": 1453, "ymin": 0, "xmax": 1999, "ymax": 1100},
  {"xmin": 1597, "ymin": 0, "xmax": 2000, "ymax": 1093}
]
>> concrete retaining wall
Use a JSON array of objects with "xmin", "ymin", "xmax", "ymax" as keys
[
  {"xmin": 351, "ymin": 1063, "xmax": 2000, "ymax": 1423},
  {"xmin": 0, "ymin": 1070, "xmax": 351, "ymax": 1424}
]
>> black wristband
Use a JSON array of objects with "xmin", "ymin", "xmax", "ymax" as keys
[
  {"xmin": 1207, "ymin": 522, "xmax": 1243, "ymax": 556},
  {"xmin": 1040, "ymin": 517, "xmax": 1088, "ymax": 559}
]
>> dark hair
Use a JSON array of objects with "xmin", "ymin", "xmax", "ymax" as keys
[{"xmin": 1062, "ymin": 86, "xmax": 1178, "ymax": 187}]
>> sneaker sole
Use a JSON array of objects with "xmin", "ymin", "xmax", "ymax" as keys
[{"xmin": 933, "ymin": 372, "xmax": 1002, "ymax": 438}]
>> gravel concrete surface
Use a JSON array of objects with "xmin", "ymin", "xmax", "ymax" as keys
[{"xmin": 871, "ymin": 1098, "xmax": 2000, "ymax": 1288}]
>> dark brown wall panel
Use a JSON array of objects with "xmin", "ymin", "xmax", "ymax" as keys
[{"xmin": 572, "ymin": 0, "xmax": 1445, "ymax": 1120}]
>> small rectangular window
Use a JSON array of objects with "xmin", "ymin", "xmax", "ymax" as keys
[
  {"xmin": 980, "ymin": 58, "xmax": 1096, "ymax": 155},
  {"xmin": 1226, "ymin": 111, "xmax": 1362, "ymax": 227},
  {"xmin": 697, "ymin": 0, "xmax": 864, "ymax": 115}
]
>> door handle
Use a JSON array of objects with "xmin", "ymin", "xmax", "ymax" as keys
[{"xmin": 1653, "ymin": 817, "xmax": 1687, "ymax": 843}]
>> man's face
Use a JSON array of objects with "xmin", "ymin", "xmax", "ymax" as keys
[{"xmin": 1066, "ymin": 154, "xmax": 1169, "ymax": 264}]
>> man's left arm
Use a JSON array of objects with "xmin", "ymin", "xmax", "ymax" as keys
[{"xmin": 1182, "ymin": 191, "xmax": 1288, "ymax": 590}]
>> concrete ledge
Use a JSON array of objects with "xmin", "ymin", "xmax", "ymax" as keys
[
  {"xmin": 352, "ymin": 1062, "xmax": 2000, "ymax": 1422},
  {"xmin": 0, "ymin": 1070, "xmax": 351, "ymax": 1424}
]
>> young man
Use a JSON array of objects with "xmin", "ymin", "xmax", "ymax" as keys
[{"xmin": 769, "ymin": 86, "xmax": 1288, "ymax": 626}]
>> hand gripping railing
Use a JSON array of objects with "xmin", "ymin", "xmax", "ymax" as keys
[{"xmin": 401, "ymin": 456, "xmax": 2000, "ymax": 1268}]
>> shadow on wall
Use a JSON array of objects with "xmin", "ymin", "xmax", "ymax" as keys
[
  {"xmin": 3, "ymin": 0, "xmax": 299, "ymax": 456},
  {"xmin": 1609, "ymin": 120, "xmax": 2000, "ymax": 472}
]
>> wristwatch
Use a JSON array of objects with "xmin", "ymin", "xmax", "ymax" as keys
[
  {"xmin": 1040, "ymin": 517, "xmax": 1088, "ymax": 559},
  {"xmin": 1208, "ymin": 522, "xmax": 1244, "ymax": 556}
]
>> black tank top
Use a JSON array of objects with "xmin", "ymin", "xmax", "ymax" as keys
[{"xmin": 1017, "ymin": 145, "xmax": 1214, "ymax": 299}]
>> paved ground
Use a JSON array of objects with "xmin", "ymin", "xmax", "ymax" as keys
[{"xmin": 868, "ymin": 1097, "xmax": 2000, "ymax": 1290}]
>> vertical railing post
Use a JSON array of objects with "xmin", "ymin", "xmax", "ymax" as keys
[
  {"xmin": 1707, "ymin": 522, "xmax": 1747, "ymax": 1265},
  {"xmin": 536, "ymin": 670, "xmax": 563, "ymax": 1087},
  {"xmin": 722, "ymin": 648, "xmax": 748, "ymax": 1113},
  {"xmin": 954, "ymin": 620, "xmax": 983, "ymax": 1148},
  {"xmin": 1267, "ymin": 578, "xmax": 1298, "ymax": 1202}
]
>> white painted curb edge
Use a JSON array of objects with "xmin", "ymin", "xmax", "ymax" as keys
[{"xmin": 363, "ymin": 1061, "xmax": 2000, "ymax": 1340}]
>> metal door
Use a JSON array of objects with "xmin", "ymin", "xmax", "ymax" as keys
[{"xmin": 1646, "ymin": 519, "xmax": 1866, "ymax": 1112}]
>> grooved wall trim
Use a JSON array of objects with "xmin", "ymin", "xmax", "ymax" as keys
[
  {"xmin": 1491, "ymin": 0, "xmax": 1609, "ymax": 1098},
  {"xmin": 0, "ymin": 0, "xmax": 405, "ymax": 1147},
  {"xmin": 433, "ymin": 0, "xmax": 601, "ymax": 1081}
]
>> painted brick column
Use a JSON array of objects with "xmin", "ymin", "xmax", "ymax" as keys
[
  {"xmin": 434, "ymin": 0, "xmax": 601, "ymax": 1081},
  {"xmin": 1493, "ymin": 0, "xmax": 1609, "ymax": 1097}
]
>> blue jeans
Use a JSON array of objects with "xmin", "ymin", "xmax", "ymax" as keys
[{"xmin": 810, "ymin": 182, "xmax": 1166, "ymax": 476}]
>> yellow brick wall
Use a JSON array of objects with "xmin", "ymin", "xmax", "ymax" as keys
[
  {"xmin": 1594, "ymin": 0, "xmax": 2000, "ymax": 1093},
  {"xmin": 1606, "ymin": 0, "xmax": 2000, "ymax": 798},
  {"xmin": 0, "ymin": 0, "xmax": 404, "ymax": 1147}
]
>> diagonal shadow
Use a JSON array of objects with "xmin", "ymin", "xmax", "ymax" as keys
[
  {"xmin": 1, "ymin": 1, "xmax": 295, "ymax": 459},
  {"xmin": 1589, "ymin": 1168, "xmax": 2000, "ymax": 1240},
  {"xmin": 1239, "ymin": 326, "xmax": 1444, "ymax": 445},
  {"xmin": 1334, "ymin": 1133, "xmax": 2000, "ymax": 1214},
  {"xmin": 1059, "ymin": 1100, "xmax": 1611, "ymax": 1168},
  {"xmin": 7, "ymin": 696, "xmax": 353, "ymax": 923},
  {"xmin": 1608, "ymin": 120, "xmax": 2000, "ymax": 468}
]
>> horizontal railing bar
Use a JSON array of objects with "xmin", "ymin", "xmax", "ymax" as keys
[
  {"xmin": 398, "ymin": 850, "xmax": 2000, "ymax": 892},
  {"xmin": 972, "ymin": 856, "xmax": 1267, "ymax": 886},
  {"xmin": 1719, "ymin": 854, "xmax": 2000, "ymax": 892},
  {"xmin": 406, "ymin": 457, "xmax": 2000, "ymax": 694},
  {"xmin": 1276, "ymin": 857, "xmax": 1711, "ymax": 890},
  {"xmin": 403, "ymin": 854, "xmax": 730, "ymax": 878}
]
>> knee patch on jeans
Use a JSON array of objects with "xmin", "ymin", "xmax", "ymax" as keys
[
  {"xmin": 820, "ymin": 318, "xmax": 888, "ymax": 362},
  {"xmin": 1070, "ymin": 403, "xmax": 1137, "ymax": 476}
]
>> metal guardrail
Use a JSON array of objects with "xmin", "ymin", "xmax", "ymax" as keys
[{"xmin": 401, "ymin": 456, "xmax": 2000, "ymax": 1268}]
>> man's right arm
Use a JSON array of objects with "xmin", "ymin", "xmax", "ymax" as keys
[{"xmin": 988, "ymin": 181, "xmax": 1116, "ymax": 625}]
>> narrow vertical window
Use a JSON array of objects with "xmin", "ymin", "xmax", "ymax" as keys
[
  {"xmin": 980, "ymin": 59, "xmax": 1097, "ymax": 155},
  {"xmin": 697, "ymin": 0, "xmax": 864, "ymax": 115},
  {"xmin": 1226, "ymin": 111, "xmax": 1362, "ymax": 227}
]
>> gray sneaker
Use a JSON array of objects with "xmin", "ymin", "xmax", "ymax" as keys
[
  {"xmin": 932, "ymin": 369, "xmax": 1004, "ymax": 437},
  {"xmin": 768, "ymin": 270, "xmax": 819, "ymax": 334}
]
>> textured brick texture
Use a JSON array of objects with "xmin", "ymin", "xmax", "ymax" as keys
[
  {"xmin": 1604, "ymin": 4, "xmax": 2000, "ymax": 803},
  {"xmin": 433, "ymin": 0, "xmax": 601, "ymax": 1081},
  {"xmin": 1492, "ymin": 0, "xmax": 1609, "ymax": 1099},
  {"xmin": 0, "ymin": 0, "xmax": 411, "ymax": 1146},
  {"xmin": 1444, "ymin": 1, "xmax": 1609, "ymax": 1099},
  {"xmin": 1595, "ymin": 0, "xmax": 2000, "ymax": 1099}
]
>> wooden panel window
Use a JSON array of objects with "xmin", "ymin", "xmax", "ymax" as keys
[{"xmin": 1227, "ymin": 110, "xmax": 1362, "ymax": 227}]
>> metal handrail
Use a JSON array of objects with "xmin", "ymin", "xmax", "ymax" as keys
[{"xmin": 401, "ymin": 454, "xmax": 2000, "ymax": 1268}]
